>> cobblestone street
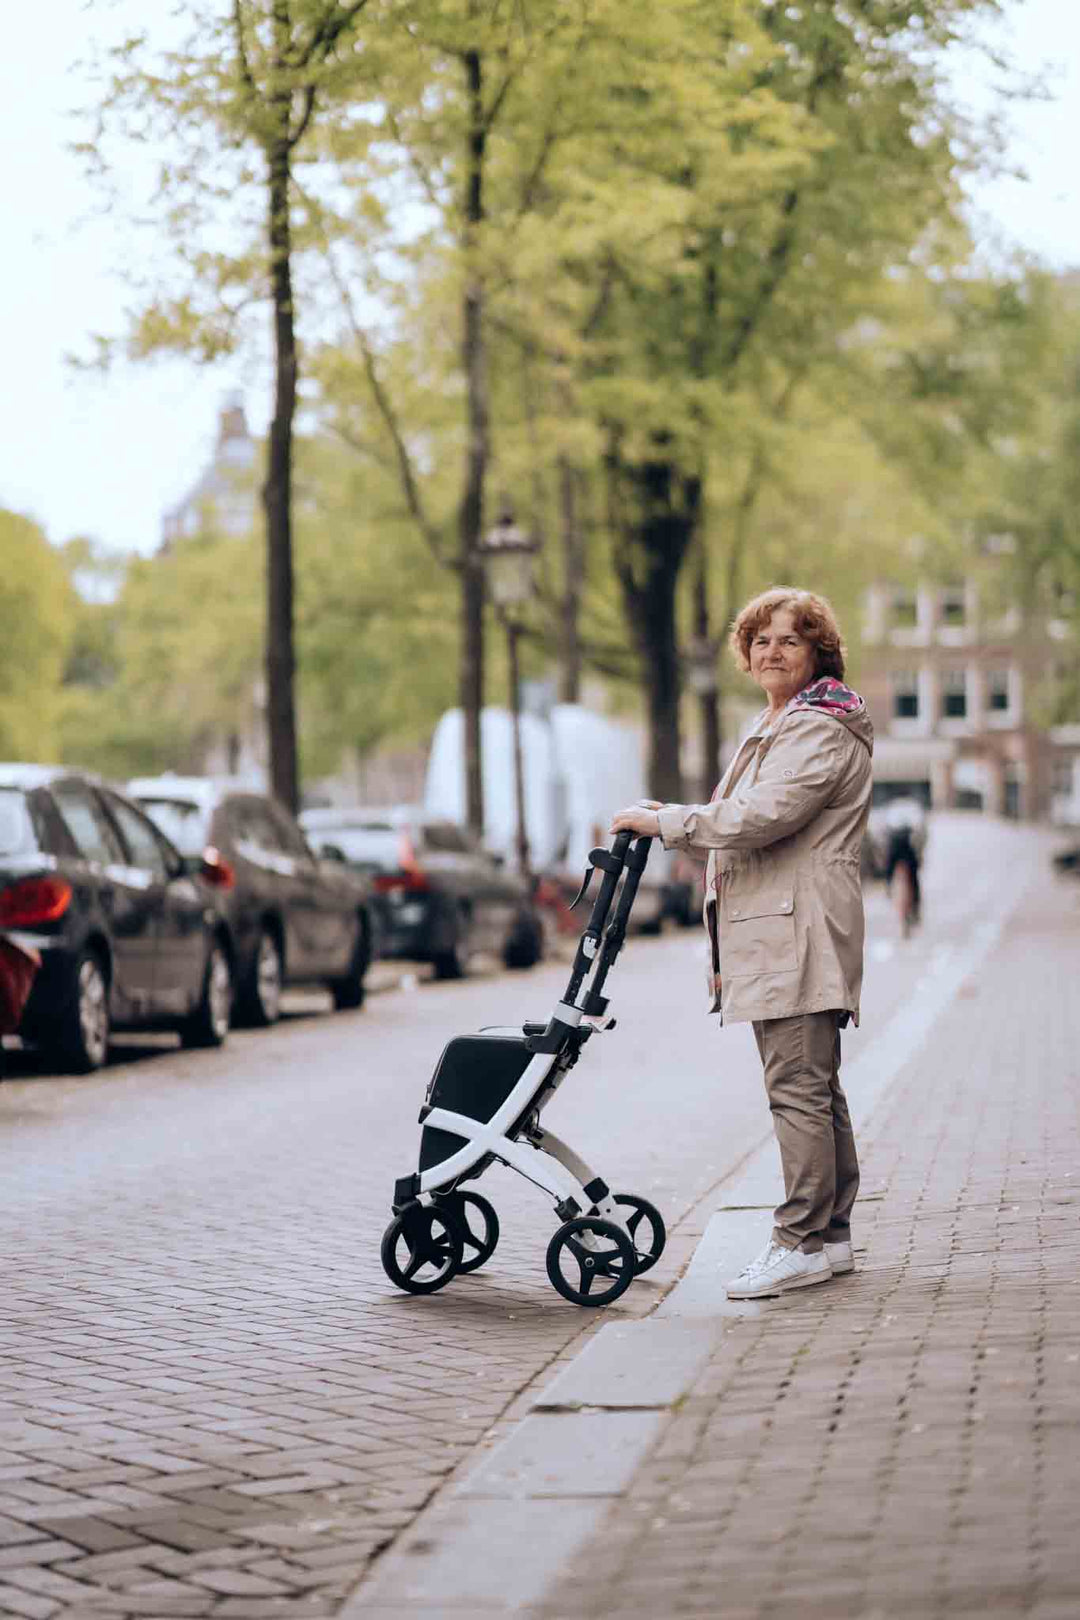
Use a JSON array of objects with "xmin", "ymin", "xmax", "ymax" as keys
[{"xmin": 1, "ymin": 817, "xmax": 1069, "ymax": 1617}]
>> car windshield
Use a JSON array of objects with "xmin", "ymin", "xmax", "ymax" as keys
[
  {"xmin": 308, "ymin": 823, "xmax": 401, "ymax": 872},
  {"xmin": 136, "ymin": 797, "xmax": 211, "ymax": 856},
  {"xmin": 0, "ymin": 788, "xmax": 32, "ymax": 856}
]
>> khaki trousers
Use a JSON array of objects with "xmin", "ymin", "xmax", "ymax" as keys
[{"xmin": 752, "ymin": 1010, "xmax": 860, "ymax": 1253}]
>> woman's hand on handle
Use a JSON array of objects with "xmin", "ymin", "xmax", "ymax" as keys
[{"xmin": 610, "ymin": 800, "xmax": 663, "ymax": 838}]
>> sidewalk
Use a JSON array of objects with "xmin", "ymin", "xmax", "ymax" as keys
[
  {"xmin": 354, "ymin": 861, "xmax": 1080, "ymax": 1618},
  {"xmin": 535, "ymin": 866, "xmax": 1080, "ymax": 1620}
]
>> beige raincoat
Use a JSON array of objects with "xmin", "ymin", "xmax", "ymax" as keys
[{"xmin": 657, "ymin": 689, "xmax": 874, "ymax": 1024}]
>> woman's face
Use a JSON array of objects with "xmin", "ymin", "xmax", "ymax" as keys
[{"xmin": 749, "ymin": 606, "xmax": 816, "ymax": 708}]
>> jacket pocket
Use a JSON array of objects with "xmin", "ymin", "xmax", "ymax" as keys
[{"xmin": 723, "ymin": 893, "xmax": 797, "ymax": 977}]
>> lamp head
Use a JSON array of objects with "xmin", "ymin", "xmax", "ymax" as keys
[{"xmin": 481, "ymin": 506, "xmax": 539, "ymax": 611}]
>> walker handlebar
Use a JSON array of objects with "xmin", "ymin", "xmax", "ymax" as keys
[
  {"xmin": 556, "ymin": 830, "xmax": 651, "ymax": 1016},
  {"xmin": 580, "ymin": 835, "xmax": 652, "ymax": 1016}
]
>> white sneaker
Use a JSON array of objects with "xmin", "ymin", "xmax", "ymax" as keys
[
  {"xmin": 726, "ymin": 1240, "xmax": 832, "ymax": 1300},
  {"xmin": 824, "ymin": 1238, "xmax": 854, "ymax": 1274}
]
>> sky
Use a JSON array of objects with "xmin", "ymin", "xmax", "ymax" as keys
[{"xmin": 2, "ymin": 0, "xmax": 1080, "ymax": 561}]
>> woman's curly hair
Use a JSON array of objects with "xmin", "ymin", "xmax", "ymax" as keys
[{"xmin": 729, "ymin": 587, "xmax": 846, "ymax": 681}]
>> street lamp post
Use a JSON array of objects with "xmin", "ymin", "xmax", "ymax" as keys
[
  {"xmin": 480, "ymin": 508, "xmax": 540, "ymax": 882},
  {"xmin": 685, "ymin": 635, "xmax": 722, "ymax": 802}
]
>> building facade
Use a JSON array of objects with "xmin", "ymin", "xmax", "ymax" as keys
[
  {"xmin": 160, "ymin": 394, "xmax": 258, "ymax": 549},
  {"xmin": 859, "ymin": 581, "xmax": 1080, "ymax": 824}
]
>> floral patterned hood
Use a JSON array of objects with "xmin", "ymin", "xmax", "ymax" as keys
[{"xmin": 789, "ymin": 677, "xmax": 874, "ymax": 755}]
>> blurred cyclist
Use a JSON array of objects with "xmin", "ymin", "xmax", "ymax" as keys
[{"xmin": 883, "ymin": 797, "xmax": 926, "ymax": 922}]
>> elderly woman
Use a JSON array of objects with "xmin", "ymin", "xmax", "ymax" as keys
[{"xmin": 611, "ymin": 587, "xmax": 873, "ymax": 1300}]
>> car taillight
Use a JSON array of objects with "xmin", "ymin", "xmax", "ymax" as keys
[
  {"xmin": 0, "ymin": 875, "xmax": 73, "ymax": 927},
  {"xmin": 200, "ymin": 846, "xmax": 236, "ymax": 891},
  {"xmin": 374, "ymin": 832, "xmax": 429, "ymax": 894}
]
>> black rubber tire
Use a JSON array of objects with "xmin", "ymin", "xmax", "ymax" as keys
[
  {"xmin": 381, "ymin": 1205, "xmax": 463, "ymax": 1295},
  {"xmin": 435, "ymin": 1190, "xmax": 500, "ymax": 1274},
  {"xmin": 611, "ymin": 1193, "xmax": 666, "ymax": 1275},
  {"xmin": 49, "ymin": 949, "xmax": 110, "ymax": 1074},
  {"xmin": 546, "ymin": 1217, "xmax": 637, "ymax": 1307},
  {"xmin": 432, "ymin": 910, "xmax": 469, "ymax": 980},
  {"xmin": 235, "ymin": 927, "xmax": 283, "ymax": 1027},
  {"xmin": 330, "ymin": 918, "xmax": 369, "ymax": 1011},
  {"xmin": 503, "ymin": 910, "xmax": 543, "ymax": 971},
  {"xmin": 179, "ymin": 941, "xmax": 232, "ymax": 1048}
]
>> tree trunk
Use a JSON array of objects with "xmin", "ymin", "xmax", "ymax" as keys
[
  {"xmin": 610, "ymin": 446, "xmax": 699, "ymax": 802},
  {"xmin": 558, "ymin": 455, "xmax": 583, "ymax": 703},
  {"xmin": 263, "ymin": 137, "xmax": 300, "ymax": 814},
  {"xmin": 638, "ymin": 552, "xmax": 683, "ymax": 802},
  {"xmin": 458, "ymin": 46, "xmax": 488, "ymax": 837},
  {"xmin": 692, "ymin": 539, "xmax": 721, "ymax": 800}
]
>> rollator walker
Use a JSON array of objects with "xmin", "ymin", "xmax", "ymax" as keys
[{"xmin": 380, "ymin": 829, "xmax": 666, "ymax": 1307}]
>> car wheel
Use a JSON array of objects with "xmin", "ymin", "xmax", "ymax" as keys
[
  {"xmin": 236, "ymin": 928, "xmax": 283, "ymax": 1026},
  {"xmin": 180, "ymin": 941, "xmax": 232, "ymax": 1048},
  {"xmin": 51, "ymin": 949, "xmax": 110, "ymax": 1074},
  {"xmin": 504, "ymin": 909, "xmax": 543, "ymax": 970},
  {"xmin": 432, "ymin": 910, "xmax": 469, "ymax": 980},
  {"xmin": 330, "ymin": 918, "xmax": 369, "ymax": 1011}
]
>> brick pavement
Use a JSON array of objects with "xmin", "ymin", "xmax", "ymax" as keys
[
  {"xmin": 0, "ymin": 924, "xmax": 774, "ymax": 1620},
  {"xmin": 0, "ymin": 816, "xmax": 1043, "ymax": 1620},
  {"xmin": 533, "ymin": 868, "xmax": 1080, "ymax": 1620}
]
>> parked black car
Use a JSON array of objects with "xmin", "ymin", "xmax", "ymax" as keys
[
  {"xmin": 129, "ymin": 776, "xmax": 378, "ymax": 1024},
  {"xmin": 299, "ymin": 806, "xmax": 544, "ymax": 979},
  {"xmin": 0, "ymin": 765, "xmax": 233, "ymax": 1072}
]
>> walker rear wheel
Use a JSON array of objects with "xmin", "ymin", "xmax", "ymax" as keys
[
  {"xmin": 546, "ymin": 1216, "xmax": 636, "ymax": 1307},
  {"xmin": 435, "ymin": 1190, "xmax": 500, "ymax": 1274},
  {"xmin": 612, "ymin": 1193, "xmax": 666, "ymax": 1275},
  {"xmin": 381, "ymin": 1205, "xmax": 462, "ymax": 1295}
]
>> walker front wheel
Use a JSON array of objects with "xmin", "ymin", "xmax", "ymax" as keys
[
  {"xmin": 546, "ymin": 1217, "xmax": 636, "ymax": 1307},
  {"xmin": 612, "ymin": 1193, "xmax": 667, "ymax": 1275},
  {"xmin": 381, "ymin": 1205, "xmax": 462, "ymax": 1295},
  {"xmin": 434, "ymin": 1190, "xmax": 500, "ymax": 1274}
]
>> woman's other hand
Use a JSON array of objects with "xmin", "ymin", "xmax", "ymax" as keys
[{"xmin": 609, "ymin": 800, "xmax": 663, "ymax": 837}]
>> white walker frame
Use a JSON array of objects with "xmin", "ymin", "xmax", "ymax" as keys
[
  {"xmin": 386, "ymin": 830, "xmax": 659, "ymax": 1298},
  {"xmin": 415, "ymin": 1009, "xmax": 627, "ymax": 1233}
]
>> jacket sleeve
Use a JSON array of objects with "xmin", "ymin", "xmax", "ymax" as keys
[{"xmin": 657, "ymin": 713, "xmax": 849, "ymax": 853}]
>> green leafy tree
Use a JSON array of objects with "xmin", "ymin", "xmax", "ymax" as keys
[
  {"xmin": 81, "ymin": 0, "xmax": 374, "ymax": 810},
  {"xmin": 293, "ymin": 436, "xmax": 459, "ymax": 778},
  {"xmin": 58, "ymin": 524, "xmax": 264, "ymax": 779},
  {"xmin": 0, "ymin": 512, "xmax": 79, "ymax": 760}
]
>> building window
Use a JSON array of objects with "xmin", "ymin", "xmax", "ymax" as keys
[
  {"xmin": 890, "ymin": 589, "xmax": 918, "ymax": 630},
  {"xmin": 987, "ymin": 666, "xmax": 1010, "ymax": 714},
  {"xmin": 940, "ymin": 586, "xmax": 966, "ymax": 628},
  {"xmin": 1052, "ymin": 756, "xmax": 1075, "ymax": 798},
  {"xmin": 891, "ymin": 669, "xmax": 919, "ymax": 719},
  {"xmin": 941, "ymin": 668, "xmax": 967, "ymax": 719}
]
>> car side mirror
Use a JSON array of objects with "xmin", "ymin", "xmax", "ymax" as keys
[{"xmin": 319, "ymin": 843, "xmax": 347, "ymax": 864}]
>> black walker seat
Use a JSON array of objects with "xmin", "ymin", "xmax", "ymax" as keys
[{"xmin": 380, "ymin": 831, "xmax": 667, "ymax": 1307}]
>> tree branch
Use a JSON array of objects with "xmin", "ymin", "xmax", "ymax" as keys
[
  {"xmin": 298, "ymin": 0, "xmax": 372, "ymax": 68},
  {"xmin": 232, "ymin": 0, "xmax": 257, "ymax": 99},
  {"xmin": 384, "ymin": 104, "xmax": 444, "ymax": 213},
  {"xmin": 290, "ymin": 0, "xmax": 373, "ymax": 148},
  {"xmin": 318, "ymin": 240, "xmax": 451, "ymax": 569},
  {"xmin": 721, "ymin": 187, "xmax": 799, "ymax": 371},
  {"xmin": 516, "ymin": 125, "xmax": 557, "ymax": 219},
  {"xmin": 290, "ymin": 84, "xmax": 318, "ymax": 148}
]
